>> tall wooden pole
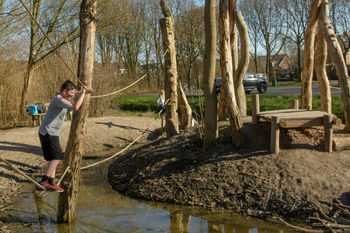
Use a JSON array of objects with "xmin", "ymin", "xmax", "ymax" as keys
[
  {"xmin": 219, "ymin": 0, "xmax": 243, "ymax": 146},
  {"xmin": 234, "ymin": 10, "xmax": 249, "ymax": 117},
  {"xmin": 57, "ymin": 0, "xmax": 97, "ymax": 222},
  {"xmin": 301, "ymin": 0, "xmax": 322, "ymax": 110},
  {"xmin": 202, "ymin": 0, "xmax": 218, "ymax": 149},
  {"xmin": 315, "ymin": 19, "xmax": 332, "ymax": 113},
  {"xmin": 319, "ymin": 0, "xmax": 350, "ymax": 132},
  {"xmin": 159, "ymin": 0, "xmax": 179, "ymax": 136}
]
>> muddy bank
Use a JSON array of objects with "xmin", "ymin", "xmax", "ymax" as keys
[{"xmin": 108, "ymin": 120, "xmax": 350, "ymax": 220}]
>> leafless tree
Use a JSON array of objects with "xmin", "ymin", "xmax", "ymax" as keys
[
  {"xmin": 175, "ymin": 4, "xmax": 205, "ymax": 90},
  {"xmin": 19, "ymin": 0, "xmax": 80, "ymax": 114},
  {"xmin": 332, "ymin": 0, "xmax": 350, "ymax": 61},
  {"xmin": 239, "ymin": 0, "xmax": 287, "ymax": 79},
  {"xmin": 281, "ymin": 0, "xmax": 310, "ymax": 80}
]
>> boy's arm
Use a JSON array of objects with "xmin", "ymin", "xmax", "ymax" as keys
[{"xmin": 69, "ymin": 88, "xmax": 93, "ymax": 111}]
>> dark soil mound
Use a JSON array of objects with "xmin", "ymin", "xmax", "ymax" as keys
[{"xmin": 108, "ymin": 121, "xmax": 350, "ymax": 220}]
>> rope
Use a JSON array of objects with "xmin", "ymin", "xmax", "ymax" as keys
[
  {"xmin": 57, "ymin": 166, "xmax": 70, "ymax": 186},
  {"xmin": 17, "ymin": 0, "xmax": 85, "ymax": 87},
  {"xmin": 0, "ymin": 156, "xmax": 46, "ymax": 191},
  {"xmin": 80, "ymin": 128, "xmax": 148, "ymax": 170},
  {"xmin": 91, "ymin": 49, "xmax": 168, "ymax": 99},
  {"xmin": 91, "ymin": 73, "xmax": 150, "ymax": 99}
]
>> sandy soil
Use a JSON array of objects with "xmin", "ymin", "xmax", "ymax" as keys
[{"xmin": 0, "ymin": 116, "xmax": 161, "ymax": 209}]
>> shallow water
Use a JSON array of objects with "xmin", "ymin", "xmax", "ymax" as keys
[{"xmin": 3, "ymin": 154, "xmax": 295, "ymax": 233}]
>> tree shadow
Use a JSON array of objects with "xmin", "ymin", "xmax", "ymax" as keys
[
  {"xmin": 0, "ymin": 141, "xmax": 42, "ymax": 156},
  {"xmin": 95, "ymin": 121, "xmax": 144, "ymax": 132},
  {"xmin": 0, "ymin": 159, "xmax": 41, "ymax": 183},
  {"xmin": 0, "ymin": 170, "xmax": 30, "ymax": 183}
]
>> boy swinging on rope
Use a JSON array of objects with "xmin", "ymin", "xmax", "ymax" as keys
[{"xmin": 38, "ymin": 80, "xmax": 93, "ymax": 192}]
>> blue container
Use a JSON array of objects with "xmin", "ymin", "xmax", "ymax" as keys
[{"xmin": 27, "ymin": 105, "xmax": 38, "ymax": 114}]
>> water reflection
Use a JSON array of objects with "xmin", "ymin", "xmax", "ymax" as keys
[{"xmin": 2, "ymin": 159, "xmax": 294, "ymax": 232}]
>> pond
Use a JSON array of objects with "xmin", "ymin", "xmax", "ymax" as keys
[{"xmin": 2, "ymin": 153, "xmax": 295, "ymax": 233}]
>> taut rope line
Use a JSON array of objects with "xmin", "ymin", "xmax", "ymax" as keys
[
  {"xmin": 91, "ymin": 73, "xmax": 150, "ymax": 99},
  {"xmin": 80, "ymin": 128, "xmax": 148, "ymax": 170},
  {"xmin": 91, "ymin": 49, "xmax": 168, "ymax": 99},
  {"xmin": 18, "ymin": 0, "xmax": 85, "ymax": 87},
  {"xmin": 57, "ymin": 166, "xmax": 70, "ymax": 186}
]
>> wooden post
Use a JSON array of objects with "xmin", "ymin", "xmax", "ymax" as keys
[
  {"xmin": 219, "ymin": 0, "xmax": 243, "ymax": 146},
  {"xmin": 160, "ymin": 0, "xmax": 179, "ymax": 137},
  {"xmin": 333, "ymin": 137, "xmax": 350, "ymax": 151},
  {"xmin": 271, "ymin": 116, "xmax": 280, "ymax": 154},
  {"xmin": 201, "ymin": 0, "xmax": 218, "ymax": 149},
  {"xmin": 234, "ymin": 10, "xmax": 249, "ymax": 117},
  {"xmin": 290, "ymin": 99, "xmax": 299, "ymax": 109},
  {"xmin": 319, "ymin": 0, "xmax": 350, "ymax": 132},
  {"xmin": 252, "ymin": 94, "xmax": 260, "ymax": 124},
  {"xmin": 57, "ymin": 0, "xmax": 97, "ymax": 223},
  {"xmin": 323, "ymin": 114, "xmax": 333, "ymax": 152}
]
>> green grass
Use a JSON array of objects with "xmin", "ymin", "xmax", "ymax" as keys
[
  {"xmin": 114, "ymin": 95, "xmax": 345, "ymax": 122},
  {"xmin": 274, "ymin": 80, "xmax": 318, "ymax": 86}
]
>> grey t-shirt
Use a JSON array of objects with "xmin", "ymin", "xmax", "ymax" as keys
[{"xmin": 38, "ymin": 93, "xmax": 73, "ymax": 136}]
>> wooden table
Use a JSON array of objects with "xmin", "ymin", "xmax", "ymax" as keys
[
  {"xmin": 29, "ymin": 113, "xmax": 46, "ymax": 127},
  {"xmin": 251, "ymin": 95, "xmax": 341, "ymax": 154}
]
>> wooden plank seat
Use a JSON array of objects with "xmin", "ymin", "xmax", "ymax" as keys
[
  {"xmin": 251, "ymin": 94, "xmax": 341, "ymax": 154},
  {"xmin": 26, "ymin": 103, "xmax": 72, "ymax": 126}
]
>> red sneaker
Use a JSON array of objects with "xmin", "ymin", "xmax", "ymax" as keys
[
  {"xmin": 49, "ymin": 181, "xmax": 64, "ymax": 192},
  {"xmin": 39, "ymin": 180, "xmax": 50, "ymax": 189}
]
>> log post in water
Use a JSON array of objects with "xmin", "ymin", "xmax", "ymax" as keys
[{"xmin": 57, "ymin": 0, "xmax": 97, "ymax": 222}]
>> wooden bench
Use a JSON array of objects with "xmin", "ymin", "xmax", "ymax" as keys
[
  {"xmin": 251, "ymin": 95, "xmax": 342, "ymax": 154},
  {"xmin": 26, "ymin": 103, "xmax": 49, "ymax": 127},
  {"xmin": 26, "ymin": 103, "xmax": 72, "ymax": 126}
]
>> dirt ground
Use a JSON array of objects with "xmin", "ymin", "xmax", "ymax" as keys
[
  {"xmin": 0, "ymin": 116, "xmax": 161, "ymax": 209},
  {"xmin": 108, "ymin": 117, "xmax": 350, "ymax": 221},
  {"xmin": 1, "ymin": 115, "xmax": 350, "ymax": 230}
]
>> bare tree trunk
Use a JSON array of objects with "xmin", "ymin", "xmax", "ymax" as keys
[
  {"xmin": 20, "ymin": 0, "xmax": 41, "ymax": 114},
  {"xmin": 296, "ymin": 36, "xmax": 302, "ymax": 81},
  {"xmin": 57, "ymin": 0, "xmax": 97, "ymax": 222},
  {"xmin": 159, "ymin": 0, "xmax": 179, "ymax": 136},
  {"xmin": 218, "ymin": 78, "xmax": 228, "ymax": 121},
  {"xmin": 202, "ymin": 0, "xmax": 218, "ymax": 149},
  {"xmin": 319, "ymin": 0, "xmax": 350, "ymax": 132},
  {"xmin": 20, "ymin": 63, "xmax": 35, "ymax": 114},
  {"xmin": 178, "ymin": 81, "xmax": 192, "ymax": 129},
  {"xmin": 218, "ymin": 0, "xmax": 237, "ymax": 121},
  {"xmin": 219, "ymin": 0, "xmax": 243, "ymax": 146},
  {"xmin": 315, "ymin": 20, "xmax": 331, "ymax": 113},
  {"xmin": 234, "ymin": 11, "xmax": 249, "ymax": 117},
  {"xmin": 302, "ymin": 0, "xmax": 322, "ymax": 110}
]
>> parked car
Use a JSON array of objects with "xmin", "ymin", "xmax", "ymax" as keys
[
  {"xmin": 281, "ymin": 71, "xmax": 295, "ymax": 79},
  {"xmin": 215, "ymin": 72, "xmax": 268, "ymax": 94}
]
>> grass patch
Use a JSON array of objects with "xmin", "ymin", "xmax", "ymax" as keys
[
  {"xmin": 274, "ymin": 80, "xmax": 318, "ymax": 86},
  {"xmin": 114, "ymin": 95, "xmax": 345, "ymax": 122}
]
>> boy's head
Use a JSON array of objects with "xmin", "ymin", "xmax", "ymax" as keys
[{"xmin": 60, "ymin": 80, "xmax": 76, "ymax": 99}]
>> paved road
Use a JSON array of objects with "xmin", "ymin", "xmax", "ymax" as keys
[{"xmin": 252, "ymin": 83, "xmax": 342, "ymax": 96}]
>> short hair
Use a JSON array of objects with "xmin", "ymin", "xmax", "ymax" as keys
[{"xmin": 60, "ymin": 80, "xmax": 76, "ymax": 92}]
